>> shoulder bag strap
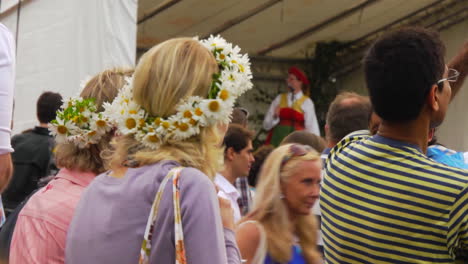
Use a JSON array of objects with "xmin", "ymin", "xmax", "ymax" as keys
[{"xmin": 139, "ymin": 166, "xmax": 186, "ymax": 264}]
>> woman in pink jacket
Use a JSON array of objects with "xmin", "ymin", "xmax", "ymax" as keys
[{"xmin": 9, "ymin": 68, "xmax": 133, "ymax": 264}]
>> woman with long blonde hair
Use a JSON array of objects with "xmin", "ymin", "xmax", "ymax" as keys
[
  {"xmin": 65, "ymin": 36, "xmax": 253, "ymax": 263},
  {"xmin": 9, "ymin": 68, "xmax": 132, "ymax": 264},
  {"xmin": 236, "ymin": 144, "xmax": 322, "ymax": 264}
]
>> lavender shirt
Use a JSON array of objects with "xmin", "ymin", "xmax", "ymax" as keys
[{"xmin": 65, "ymin": 160, "xmax": 241, "ymax": 264}]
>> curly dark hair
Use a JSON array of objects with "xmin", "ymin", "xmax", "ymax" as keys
[{"xmin": 364, "ymin": 27, "xmax": 445, "ymax": 122}]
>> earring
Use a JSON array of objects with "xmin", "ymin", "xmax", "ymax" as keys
[{"xmin": 279, "ymin": 194, "xmax": 285, "ymax": 199}]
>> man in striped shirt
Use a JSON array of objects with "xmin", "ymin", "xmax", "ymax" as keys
[
  {"xmin": 321, "ymin": 27, "xmax": 468, "ymax": 263},
  {"xmin": 317, "ymin": 92, "xmax": 372, "ymax": 254}
]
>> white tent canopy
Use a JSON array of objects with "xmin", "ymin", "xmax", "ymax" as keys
[
  {"xmin": 137, "ymin": 0, "xmax": 467, "ymax": 58},
  {"xmin": 1, "ymin": 0, "xmax": 137, "ymax": 133}
]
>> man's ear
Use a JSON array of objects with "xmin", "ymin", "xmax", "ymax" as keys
[
  {"xmin": 226, "ymin": 147, "xmax": 235, "ymax": 162},
  {"xmin": 427, "ymin": 84, "xmax": 440, "ymax": 112}
]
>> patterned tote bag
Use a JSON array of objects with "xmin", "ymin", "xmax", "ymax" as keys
[{"xmin": 139, "ymin": 167, "xmax": 187, "ymax": 264}]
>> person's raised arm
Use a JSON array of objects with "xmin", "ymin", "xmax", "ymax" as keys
[{"xmin": 448, "ymin": 41, "xmax": 468, "ymax": 100}]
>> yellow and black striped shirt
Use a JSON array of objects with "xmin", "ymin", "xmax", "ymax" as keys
[{"xmin": 321, "ymin": 130, "xmax": 468, "ymax": 264}]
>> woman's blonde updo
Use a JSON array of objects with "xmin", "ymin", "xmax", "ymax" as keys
[{"xmin": 108, "ymin": 38, "xmax": 223, "ymax": 179}]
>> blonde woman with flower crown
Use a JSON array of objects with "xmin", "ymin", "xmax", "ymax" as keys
[
  {"xmin": 65, "ymin": 37, "xmax": 253, "ymax": 264},
  {"xmin": 236, "ymin": 144, "xmax": 322, "ymax": 264},
  {"xmin": 9, "ymin": 68, "xmax": 132, "ymax": 264}
]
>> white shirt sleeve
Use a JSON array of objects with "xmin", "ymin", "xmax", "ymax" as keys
[
  {"xmin": 262, "ymin": 94, "xmax": 281, "ymax": 131},
  {"xmin": 302, "ymin": 98, "xmax": 320, "ymax": 136},
  {"xmin": 0, "ymin": 24, "xmax": 15, "ymax": 155}
]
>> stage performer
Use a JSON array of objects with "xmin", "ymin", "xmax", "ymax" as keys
[{"xmin": 263, "ymin": 67, "xmax": 320, "ymax": 146}]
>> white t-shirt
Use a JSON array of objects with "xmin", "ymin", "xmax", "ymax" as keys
[{"xmin": 215, "ymin": 173, "xmax": 241, "ymax": 223}]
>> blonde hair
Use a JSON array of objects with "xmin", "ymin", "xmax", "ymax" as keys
[
  {"xmin": 245, "ymin": 144, "xmax": 321, "ymax": 264},
  {"xmin": 107, "ymin": 38, "xmax": 222, "ymax": 179},
  {"xmin": 55, "ymin": 68, "xmax": 133, "ymax": 174}
]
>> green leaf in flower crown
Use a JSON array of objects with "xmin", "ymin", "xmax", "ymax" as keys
[
  {"xmin": 219, "ymin": 61, "xmax": 228, "ymax": 70},
  {"xmin": 146, "ymin": 116, "xmax": 155, "ymax": 124},
  {"xmin": 209, "ymin": 73, "xmax": 221, "ymax": 99}
]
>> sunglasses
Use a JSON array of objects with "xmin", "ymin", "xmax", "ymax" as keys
[
  {"xmin": 236, "ymin": 107, "xmax": 249, "ymax": 118},
  {"xmin": 437, "ymin": 68, "xmax": 459, "ymax": 84},
  {"xmin": 280, "ymin": 144, "xmax": 312, "ymax": 169}
]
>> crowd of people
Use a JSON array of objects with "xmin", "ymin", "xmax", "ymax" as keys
[{"xmin": 0, "ymin": 21, "xmax": 467, "ymax": 264}]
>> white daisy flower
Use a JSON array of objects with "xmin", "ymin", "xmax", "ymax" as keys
[
  {"xmin": 220, "ymin": 69, "xmax": 239, "ymax": 83},
  {"xmin": 237, "ymin": 54, "xmax": 252, "ymax": 72},
  {"xmin": 85, "ymin": 130, "xmax": 102, "ymax": 144},
  {"xmin": 220, "ymin": 71, "xmax": 244, "ymax": 96},
  {"xmin": 201, "ymin": 35, "xmax": 228, "ymax": 51},
  {"xmin": 91, "ymin": 114, "xmax": 112, "ymax": 134},
  {"xmin": 102, "ymin": 102, "xmax": 117, "ymax": 119},
  {"xmin": 140, "ymin": 122, "xmax": 159, "ymax": 138},
  {"xmin": 216, "ymin": 86, "xmax": 236, "ymax": 104},
  {"xmin": 141, "ymin": 132, "xmax": 162, "ymax": 150},
  {"xmin": 134, "ymin": 129, "xmax": 146, "ymax": 142},
  {"xmin": 199, "ymin": 99, "xmax": 232, "ymax": 125},
  {"xmin": 102, "ymin": 100, "xmax": 124, "ymax": 124},
  {"xmin": 62, "ymin": 97, "xmax": 74, "ymax": 109},
  {"xmin": 223, "ymin": 43, "xmax": 234, "ymax": 55},
  {"xmin": 49, "ymin": 118, "xmax": 79, "ymax": 144},
  {"xmin": 189, "ymin": 105, "xmax": 208, "ymax": 126},
  {"xmin": 184, "ymin": 96, "xmax": 204, "ymax": 109},
  {"xmin": 216, "ymin": 49, "xmax": 230, "ymax": 62},
  {"xmin": 70, "ymin": 135, "xmax": 88, "ymax": 149},
  {"xmin": 123, "ymin": 101, "xmax": 142, "ymax": 115},
  {"xmin": 169, "ymin": 114, "xmax": 199, "ymax": 140},
  {"xmin": 102, "ymin": 101, "xmax": 112, "ymax": 112},
  {"xmin": 76, "ymin": 109, "xmax": 93, "ymax": 126},
  {"xmin": 173, "ymin": 121, "xmax": 199, "ymax": 140},
  {"xmin": 227, "ymin": 48, "xmax": 241, "ymax": 62},
  {"xmin": 155, "ymin": 118, "xmax": 172, "ymax": 136},
  {"xmin": 117, "ymin": 110, "xmax": 144, "ymax": 135},
  {"xmin": 176, "ymin": 101, "xmax": 203, "ymax": 127},
  {"xmin": 231, "ymin": 44, "xmax": 242, "ymax": 54},
  {"xmin": 115, "ymin": 84, "xmax": 133, "ymax": 106}
]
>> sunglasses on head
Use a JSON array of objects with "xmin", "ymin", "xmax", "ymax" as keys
[
  {"xmin": 237, "ymin": 107, "xmax": 249, "ymax": 118},
  {"xmin": 280, "ymin": 144, "xmax": 312, "ymax": 168}
]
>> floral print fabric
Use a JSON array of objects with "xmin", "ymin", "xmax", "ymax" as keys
[{"xmin": 139, "ymin": 167, "xmax": 186, "ymax": 264}]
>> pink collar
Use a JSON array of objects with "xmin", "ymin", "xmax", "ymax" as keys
[{"xmin": 55, "ymin": 168, "xmax": 97, "ymax": 187}]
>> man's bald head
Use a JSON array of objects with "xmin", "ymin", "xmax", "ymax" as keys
[{"xmin": 326, "ymin": 92, "xmax": 372, "ymax": 146}]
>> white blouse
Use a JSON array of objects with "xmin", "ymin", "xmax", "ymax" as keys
[{"xmin": 262, "ymin": 91, "xmax": 320, "ymax": 136}]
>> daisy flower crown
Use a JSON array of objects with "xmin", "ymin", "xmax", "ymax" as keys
[
  {"xmin": 49, "ymin": 95, "xmax": 115, "ymax": 149},
  {"xmin": 103, "ymin": 35, "xmax": 253, "ymax": 149}
]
